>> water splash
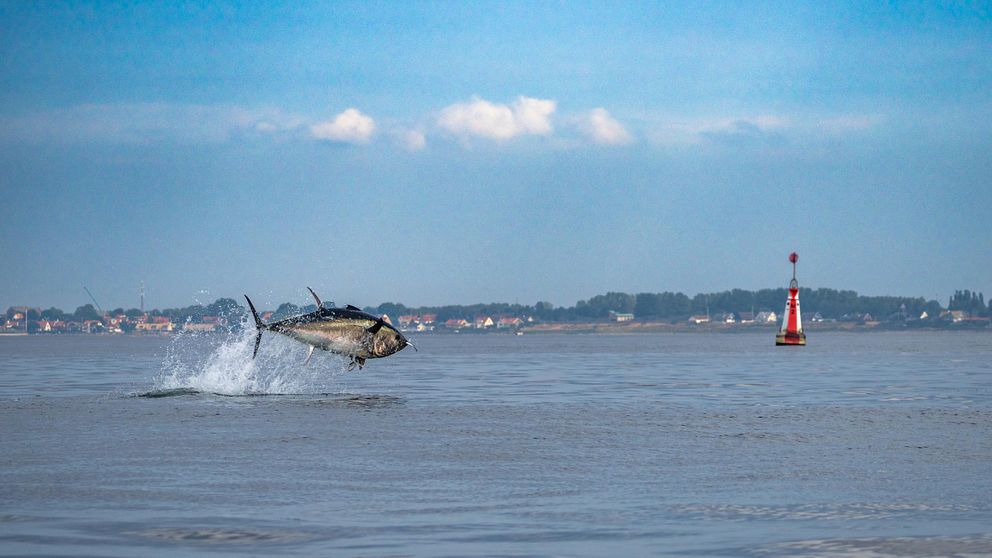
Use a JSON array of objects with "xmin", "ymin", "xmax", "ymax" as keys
[{"xmin": 154, "ymin": 322, "xmax": 351, "ymax": 396}]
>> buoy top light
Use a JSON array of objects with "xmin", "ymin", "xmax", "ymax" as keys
[{"xmin": 789, "ymin": 252, "xmax": 798, "ymax": 264}]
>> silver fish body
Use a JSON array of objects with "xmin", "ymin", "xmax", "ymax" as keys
[{"xmin": 244, "ymin": 289, "xmax": 411, "ymax": 369}]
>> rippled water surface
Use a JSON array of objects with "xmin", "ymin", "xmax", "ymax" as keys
[{"xmin": 1, "ymin": 331, "xmax": 990, "ymax": 557}]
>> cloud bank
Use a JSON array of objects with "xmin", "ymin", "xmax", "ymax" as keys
[
  {"xmin": 0, "ymin": 99, "xmax": 882, "ymax": 154},
  {"xmin": 437, "ymin": 96, "xmax": 557, "ymax": 140}
]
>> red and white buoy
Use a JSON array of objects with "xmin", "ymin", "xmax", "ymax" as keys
[{"xmin": 776, "ymin": 252, "xmax": 807, "ymax": 346}]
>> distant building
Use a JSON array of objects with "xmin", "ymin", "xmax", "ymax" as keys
[
  {"xmin": 420, "ymin": 314, "xmax": 437, "ymax": 325},
  {"xmin": 736, "ymin": 312, "xmax": 755, "ymax": 324},
  {"xmin": 136, "ymin": 321, "xmax": 174, "ymax": 333},
  {"xmin": 474, "ymin": 316, "xmax": 495, "ymax": 329},
  {"xmin": 688, "ymin": 315, "xmax": 710, "ymax": 324},
  {"xmin": 498, "ymin": 316, "xmax": 524, "ymax": 328},
  {"xmin": 755, "ymin": 311, "xmax": 777, "ymax": 323},
  {"xmin": 444, "ymin": 318, "xmax": 469, "ymax": 329},
  {"xmin": 608, "ymin": 311, "xmax": 634, "ymax": 322},
  {"xmin": 713, "ymin": 312, "xmax": 735, "ymax": 324}
]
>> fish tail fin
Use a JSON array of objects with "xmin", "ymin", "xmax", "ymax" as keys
[
  {"xmin": 244, "ymin": 295, "xmax": 264, "ymax": 359},
  {"xmin": 244, "ymin": 295, "xmax": 263, "ymax": 329}
]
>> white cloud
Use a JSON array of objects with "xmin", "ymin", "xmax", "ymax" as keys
[
  {"xmin": 437, "ymin": 96, "xmax": 556, "ymax": 140},
  {"xmin": 394, "ymin": 129, "xmax": 426, "ymax": 151},
  {"xmin": 512, "ymin": 97, "xmax": 556, "ymax": 135},
  {"xmin": 309, "ymin": 108, "xmax": 376, "ymax": 144},
  {"xmin": 581, "ymin": 108, "xmax": 633, "ymax": 145}
]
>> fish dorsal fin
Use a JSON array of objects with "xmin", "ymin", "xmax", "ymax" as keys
[
  {"xmin": 367, "ymin": 318, "xmax": 385, "ymax": 335},
  {"xmin": 346, "ymin": 304, "xmax": 361, "ymax": 311},
  {"xmin": 307, "ymin": 287, "xmax": 323, "ymax": 308}
]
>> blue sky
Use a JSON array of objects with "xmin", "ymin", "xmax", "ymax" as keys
[{"xmin": 1, "ymin": 1, "xmax": 990, "ymax": 311}]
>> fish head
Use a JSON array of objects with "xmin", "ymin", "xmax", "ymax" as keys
[{"xmin": 370, "ymin": 325, "xmax": 412, "ymax": 358}]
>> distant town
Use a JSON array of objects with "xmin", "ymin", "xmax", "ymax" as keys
[{"xmin": 2, "ymin": 288, "xmax": 989, "ymax": 336}]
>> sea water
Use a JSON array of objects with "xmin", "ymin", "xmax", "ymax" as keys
[{"xmin": 1, "ymin": 331, "xmax": 990, "ymax": 557}]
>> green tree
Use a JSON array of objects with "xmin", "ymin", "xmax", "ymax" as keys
[
  {"xmin": 533, "ymin": 301, "xmax": 555, "ymax": 320},
  {"xmin": 949, "ymin": 290, "xmax": 986, "ymax": 315},
  {"xmin": 73, "ymin": 304, "xmax": 100, "ymax": 321},
  {"xmin": 41, "ymin": 307, "xmax": 66, "ymax": 321},
  {"xmin": 373, "ymin": 302, "xmax": 409, "ymax": 318},
  {"xmin": 634, "ymin": 293, "xmax": 661, "ymax": 318},
  {"xmin": 206, "ymin": 298, "xmax": 244, "ymax": 321}
]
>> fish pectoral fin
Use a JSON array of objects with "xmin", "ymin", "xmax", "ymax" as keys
[
  {"xmin": 303, "ymin": 346, "xmax": 316, "ymax": 367},
  {"xmin": 367, "ymin": 319, "xmax": 385, "ymax": 335},
  {"xmin": 307, "ymin": 287, "xmax": 323, "ymax": 308},
  {"xmin": 346, "ymin": 304, "xmax": 361, "ymax": 311},
  {"xmin": 347, "ymin": 356, "xmax": 367, "ymax": 371}
]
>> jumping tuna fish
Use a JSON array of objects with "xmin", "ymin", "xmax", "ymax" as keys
[{"xmin": 244, "ymin": 287, "xmax": 413, "ymax": 369}]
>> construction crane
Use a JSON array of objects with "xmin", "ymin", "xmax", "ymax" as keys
[{"xmin": 83, "ymin": 286, "xmax": 104, "ymax": 315}]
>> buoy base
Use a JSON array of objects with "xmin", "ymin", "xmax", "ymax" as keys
[{"xmin": 776, "ymin": 332, "xmax": 807, "ymax": 346}]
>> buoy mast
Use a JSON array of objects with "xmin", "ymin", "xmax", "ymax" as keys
[{"xmin": 776, "ymin": 252, "xmax": 807, "ymax": 346}]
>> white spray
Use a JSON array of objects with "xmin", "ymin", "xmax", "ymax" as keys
[{"xmin": 154, "ymin": 321, "xmax": 352, "ymax": 396}]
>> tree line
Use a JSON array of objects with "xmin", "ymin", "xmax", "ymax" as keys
[
  {"xmin": 366, "ymin": 287, "xmax": 987, "ymax": 323},
  {"xmin": 10, "ymin": 287, "xmax": 989, "ymax": 327},
  {"xmin": 366, "ymin": 288, "xmax": 966, "ymax": 323},
  {"xmin": 9, "ymin": 298, "xmax": 246, "ymax": 325}
]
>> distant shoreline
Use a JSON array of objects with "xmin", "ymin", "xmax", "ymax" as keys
[
  {"xmin": 3, "ymin": 322, "xmax": 988, "ymax": 338},
  {"xmin": 516, "ymin": 321, "xmax": 992, "ymax": 334}
]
